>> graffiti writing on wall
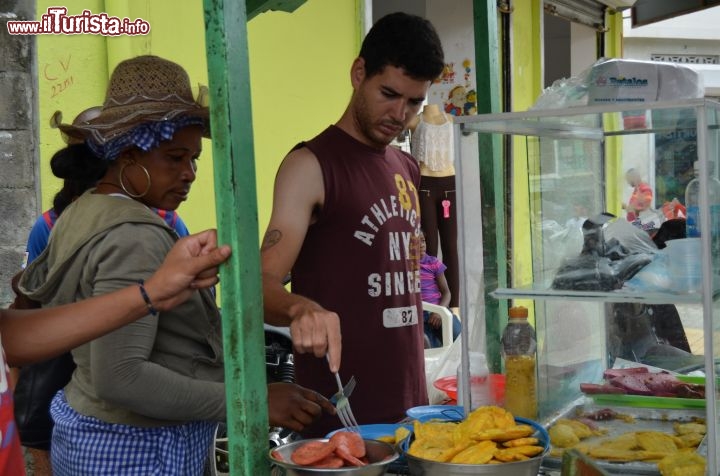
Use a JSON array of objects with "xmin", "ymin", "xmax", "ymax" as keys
[{"xmin": 44, "ymin": 54, "xmax": 74, "ymax": 99}]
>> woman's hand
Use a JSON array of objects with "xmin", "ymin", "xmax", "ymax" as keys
[{"xmin": 267, "ymin": 382, "xmax": 335, "ymax": 431}]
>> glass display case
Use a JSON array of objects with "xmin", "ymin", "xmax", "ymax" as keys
[{"xmin": 453, "ymin": 99, "xmax": 720, "ymax": 474}]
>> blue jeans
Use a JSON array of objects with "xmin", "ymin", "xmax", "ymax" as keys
[{"xmin": 423, "ymin": 310, "xmax": 461, "ymax": 348}]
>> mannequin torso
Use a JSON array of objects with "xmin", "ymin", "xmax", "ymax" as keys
[{"xmin": 409, "ymin": 104, "xmax": 455, "ymax": 177}]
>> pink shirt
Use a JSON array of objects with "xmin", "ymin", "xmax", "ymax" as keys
[{"xmin": 0, "ymin": 341, "xmax": 26, "ymax": 476}]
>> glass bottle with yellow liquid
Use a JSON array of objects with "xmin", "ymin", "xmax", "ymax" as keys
[{"xmin": 501, "ymin": 305, "xmax": 537, "ymax": 419}]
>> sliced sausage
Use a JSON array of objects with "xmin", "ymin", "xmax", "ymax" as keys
[
  {"xmin": 291, "ymin": 440, "xmax": 337, "ymax": 466},
  {"xmin": 311, "ymin": 454, "xmax": 345, "ymax": 468},
  {"xmin": 330, "ymin": 431, "xmax": 366, "ymax": 458}
]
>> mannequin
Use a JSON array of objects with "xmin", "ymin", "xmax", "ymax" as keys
[{"xmin": 409, "ymin": 104, "xmax": 460, "ymax": 309}]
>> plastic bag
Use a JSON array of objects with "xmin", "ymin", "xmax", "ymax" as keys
[
  {"xmin": 531, "ymin": 58, "xmax": 703, "ymax": 111},
  {"xmin": 552, "ymin": 214, "xmax": 658, "ymax": 291},
  {"xmin": 623, "ymin": 250, "xmax": 674, "ymax": 292}
]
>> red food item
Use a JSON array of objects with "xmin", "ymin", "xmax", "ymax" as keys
[
  {"xmin": 676, "ymin": 383, "xmax": 705, "ymax": 399},
  {"xmin": 608, "ymin": 375, "xmax": 653, "ymax": 395},
  {"xmin": 580, "ymin": 383, "xmax": 626, "ymax": 395},
  {"xmin": 311, "ymin": 455, "xmax": 345, "ymax": 468},
  {"xmin": 291, "ymin": 440, "xmax": 337, "ymax": 466},
  {"xmin": 271, "ymin": 450, "xmax": 285, "ymax": 462},
  {"xmin": 602, "ymin": 367, "xmax": 649, "ymax": 379},
  {"xmin": 330, "ymin": 431, "xmax": 367, "ymax": 466},
  {"xmin": 642, "ymin": 372, "xmax": 685, "ymax": 394},
  {"xmin": 330, "ymin": 431, "xmax": 366, "ymax": 458},
  {"xmin": 583, "ymin": 408, "xmax": 618, "ymax": 421}
]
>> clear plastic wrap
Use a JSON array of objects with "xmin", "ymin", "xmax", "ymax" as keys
[
  {"xmin": 551, "ymin": 215, "xmax": 658, "ymax": 291},
  {"xmin": 532, "ymin": 58, "xmax": 704, "ymax": 111}
]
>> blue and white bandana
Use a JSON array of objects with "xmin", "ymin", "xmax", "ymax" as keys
[{"xmin": 88, "ymin": 116, "xmax": 206, "ymax": 161}]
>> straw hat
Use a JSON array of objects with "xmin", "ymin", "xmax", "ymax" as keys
[{"xmin": 51, "ymin": 55, "xmax": 210, "ymax": 145}]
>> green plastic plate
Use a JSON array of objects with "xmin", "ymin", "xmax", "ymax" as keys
[
  {"xmin": 589, "ymin": 393, "xmax": 705, "ymax": 409},
  {"xmin": 588, "ymin": 375, "xmax": 708, "ymax": 409}
]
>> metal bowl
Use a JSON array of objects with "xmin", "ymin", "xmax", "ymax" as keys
[
  {"xmin": 404, "ymin": 417, "xmax": 549, "ymax": 476},
  {"xmin": 406, "ymin": 450, "xmax": 546, "ymax": 476},
  {"xmin": 268, "ymin": 438, "xmax": 399, "ymax": 476}
]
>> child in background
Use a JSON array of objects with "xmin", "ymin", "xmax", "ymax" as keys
[{"xmin": 419, "ymin": 230, "xmax": 461, "ymax": 348}]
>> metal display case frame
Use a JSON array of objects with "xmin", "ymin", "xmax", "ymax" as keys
[{"xmin": 452, "ymin": 98, "xmax": 720, "ymax": 474}]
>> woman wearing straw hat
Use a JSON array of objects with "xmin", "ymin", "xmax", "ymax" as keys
[
  {"xmin": 20, "ymin": 55, "xmax": 333, "ymax": 475},
  {"xmin": 13, "ymin": 105, "xmax": 194, "ymax": 476}
]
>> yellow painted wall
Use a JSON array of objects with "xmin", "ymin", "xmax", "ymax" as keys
[
  {"xmin": 35, "ymin": 0, "xmax": 358, "ymax": 238},
  {"xmin": 36, "ymin": 1, "xmax": 108, "ymax": 214},
  {"xmin": 248, "ymin": 0, "xmax": 357, "ymax": 234},
  {"xmin": 510, "ymin": 0, "xmax": 542, "ymax": 292}
]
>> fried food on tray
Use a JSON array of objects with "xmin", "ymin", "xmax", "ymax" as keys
[
  {"xmin": 377, "ymin": 425, "xmax": 411, "ymax": 445},
  {"xmin": 503, "ymin": 436, "xmax": 539, "ymax": 447},
  {"xmin": 676, "ymin": 432, "xmax": 705, "ymax": 448},
  {"xmin": 549, "ymin": 423, "xmax": 580, "ymax": 448},
  {"xmin": 635, "ymin": 431, "xmax": 679, "ymax": 453},
  {"xmin": 596, "ymin": 431, "xmax": 637, "ymax": 450},
  {"xmin": 657, "ymin": 452, "xmax": 706, "ymax": 476},
  {"xmin": 673, "ymin": 422, "xmax": 707, "ymax": 436},
  {"xmin": 395, "ymin": 425, "xmax": 411, "ymax": 443},
  {"xmin": 449, "ymin": 440, "xmax": 497, "ymax": 464},
  {"xmin": 587, "ymin": 447, "xmax": 666, "ymax": 462},
  {"xmin": 556, "ymin": 418, "xmax": 595, "ymax": 439}
]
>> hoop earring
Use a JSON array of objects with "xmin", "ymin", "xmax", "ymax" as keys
[{"xmin": 119, "ymin": 161, "xmax": 152, "ymax": 198}]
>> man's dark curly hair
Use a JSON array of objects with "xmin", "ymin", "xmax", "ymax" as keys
[{"xmin": 359, "ymin": 12, "xmax": 444, "ymax": 81}]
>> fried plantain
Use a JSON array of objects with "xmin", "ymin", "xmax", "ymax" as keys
[
  {"xmin": 657, "ymin": 452, "xmax": 706, "ymax": 476},
  {"xmin": 549, "ymin": 423, "xmax": 580, "ymax": 448},
  {"xmin": 635, "ymin": 431, "xmax": 679, "ymax": 453},
  {"xmin": 503, "ymin": 437, "xmax": 539, "ymax": 447},
  {"xmin": 673, "ymin": 422, "xmax": 707, "ymax": 436},
  {"xmin": 449, "ymin": 440, "xmax": 497, "ymax": 464},
  {"xmin": 556, "ymin": 418, "xmax": 594, "ymax": 439},
  {"xmin": 676, "ymin": 432, "xmax": 705, "ymax": 448}
]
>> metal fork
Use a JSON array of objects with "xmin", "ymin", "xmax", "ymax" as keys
[
  {"xmin": 327, "ymin": 356, "xmax": 360, "ymax": 432},
  {"xmin": 330, "ymin": 375, "xmax": 357, "ymax": 406}
]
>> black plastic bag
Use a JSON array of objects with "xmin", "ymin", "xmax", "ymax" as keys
[{"xmin": 552, "ymin": 214, "xmax": 656, "ymax": 291}]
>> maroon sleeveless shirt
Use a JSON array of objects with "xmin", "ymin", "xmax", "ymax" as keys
[{"xmin": 292, "ymin": 126, "xmax": 428, "ymax": 437}]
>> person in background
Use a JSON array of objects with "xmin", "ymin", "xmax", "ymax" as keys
[
  {"xmin": 261, "ymin": 12, "xmax": 445, "ymax": 437},
  {"xmin": 1, "ymin": 230, "xmax": 230, "ymax": 476},
  {"xmin": 418, "ymin": 230, "xmax": 461, "ymax": 348},
  {"xmin": 623, "ymin": 168, "xmax": 653, "ymax": 223},
  {"xmin": 20, "ymin": 55, "xmax": 333, "ymax": 475}
]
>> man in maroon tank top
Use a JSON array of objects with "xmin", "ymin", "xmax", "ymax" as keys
[{"xmin": 261, "ymin": 12, "xmax": 445, "ymax": 437}]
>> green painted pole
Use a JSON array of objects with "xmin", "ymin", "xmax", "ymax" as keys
[
  {"xmin": 203, "ymin": 1, "xmax": 269, "ymax": 475},
  {"xmin": 473, "ymin": 0, "xmax": 507, "ymax": 373}
]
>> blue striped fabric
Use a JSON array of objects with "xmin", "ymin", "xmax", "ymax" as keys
[{"xmin": 50, "ymin": 392, "xmax": 216, "ymax": 476}]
